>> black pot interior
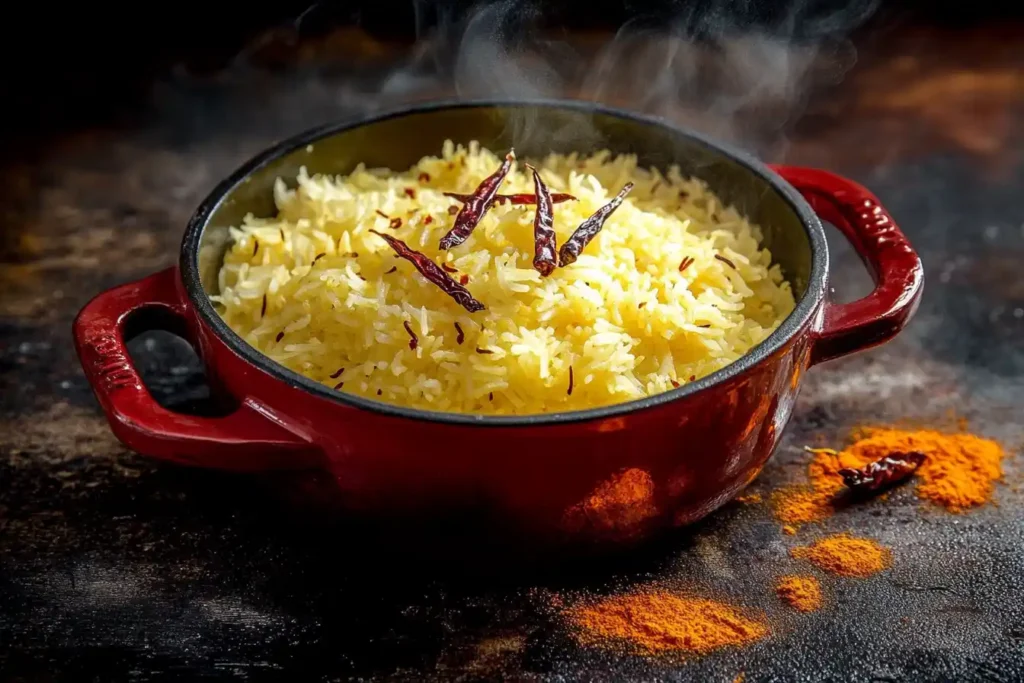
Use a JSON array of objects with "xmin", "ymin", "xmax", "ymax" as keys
[{"xmin": 195, "ymin": 103, "xmax": 813, "ymax": 303}]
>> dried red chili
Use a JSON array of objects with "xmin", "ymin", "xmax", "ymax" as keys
[
  {"xmin": 438, "ymin": 149, "xmax": 515, "ymax": 250},
  {"xmin": 839, "ymin": 451, "xmax": 927, "ymax": 493},
  {"xmin": 526, "ymin": 164, "xmax": 557, "ymax": 276},
  {"xmin": 369, "ymin": 230, "xmax": 485, "ymax": 313},
  {"xmin": 459, "ymin": 274, "xmax": 470, "ymax": 285},
  {"xmin": 330, "ymin": 367, "xmax": 345, "ymax": 379},
  {"xmin": 445, "ymin": 192, "xmax": 576, "ymax": 206},
  {"xmin": 715, "ymin": 254, "xmax": 736, "ymax": 269},
  {"xmin": 679, "ymin": 256, "xmax": 694, "ymax": 272},
  {"xmin": 454, "ymin": 322, "xmax": 465, "ymax": 345},
  {"xmin": 558, "ymin": 183, "xmax": 634, "ymax": 266},
  {"xmin": 403, "ymin": 320, "xmax": 419, "ymax": 350},
  {"xmin": 670, "ymin": 379, "xmax": 680, "ymax": 388},
  {"xmin": 261, "ymin": 294, "xmax": 267, "ymax": 318}
]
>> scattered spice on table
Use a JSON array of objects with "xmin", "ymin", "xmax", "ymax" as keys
[
  {"xmin": 735, "ymin": 492, "xmax": 762, "ymax": 505},
  {"xmin": 791, "ymin": 534, "xmax": 891, "ymax": 577},
  {"xmin": 369, "ymin": 230, "xmax": 485, "ymax": 313},
  {"xmin": 439, "ymin": 149, "xmax": 515, "ymax": 250},
  {"xmin": 558, "ymin": 183, "xmax": 634, "ymax": 266},
  {"xmin": 564, "ymin": 590, "xmax": 768, "ymax": 655},
  {"xmin": 562, "ymin": 468, "xmax": 657, "ymax": 539},
  {"xmin": 526, "ymin": 164, "xmax": 558, "ymax": 276},
  {"xmin": 775, "ymin": 576, "xmax": 822, "ymax": 612}
]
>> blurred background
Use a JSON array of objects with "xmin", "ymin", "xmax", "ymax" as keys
[{"xmin": 3, "ymin": 0, "xmax": 1021, "ymax": 149}]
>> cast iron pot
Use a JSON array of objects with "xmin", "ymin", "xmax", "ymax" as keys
[{"xmin": 74, "ymin": 100, "xmax": 923, "ymax": 544}]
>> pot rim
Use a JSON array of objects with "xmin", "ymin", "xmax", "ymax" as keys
[{"xmin": 180, "ymin": 98, "xmax": 828, "ymax": 427}]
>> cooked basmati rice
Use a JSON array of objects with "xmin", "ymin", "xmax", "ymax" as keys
[{"xmin": 213, "ymin": 142, "xmax": 796, "ymax": 415}]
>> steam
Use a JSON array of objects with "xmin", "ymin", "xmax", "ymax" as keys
[
  {"xmin": 372, "ymin": 0, "xmax": 878, "ymax": 158},
  {"xmin": 179, "ymin": 0, "xmax": 879, "ymax": 160}
]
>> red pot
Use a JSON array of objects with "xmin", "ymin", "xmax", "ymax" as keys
[{"xmin": 73, "ymin": 101, "xmax": 923, "ymax": 545}]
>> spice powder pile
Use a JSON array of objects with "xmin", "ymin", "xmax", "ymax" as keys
[
  {"xmin": 773, "ymin": 427, "xmax": 1005, "ymax": 528},
  {"xmin": 791, "ymin": 534, "xmax": 891, "ymax": 577},
  {"xmin": 775, "ymin": 576, "xmax": 823, "ymax": 612},
  {"xmin": 564, "ymin": 591, "xmax": 768, "ymax": 655}
]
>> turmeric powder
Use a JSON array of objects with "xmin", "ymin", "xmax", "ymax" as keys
[
  {"xmin": 775, "ymin": 576, "xmax": 823, "ymax": 612},
  {"xmin": 825, "ymin": 428, "xmax": 1004, "ymax": 512},
  {"xmin": 773, "ymin": 427, "xmax": 1005, "ymax": 528},
  {"xmin": 791, "ymin": 534, "xmax": 891, "ymax": 577},
  {"xmin": 565, "ymin": 591, "xmax": 768, "ymax": 655}
]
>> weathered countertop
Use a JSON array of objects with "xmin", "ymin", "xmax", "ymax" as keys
[{"xmin": 1, "ymin": 22, "xmax": 1023, "ymax": 682}]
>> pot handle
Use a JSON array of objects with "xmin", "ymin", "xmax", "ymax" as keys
[
  {"xmin": 771, "ymin": 165, "xmax": 924, "ymax": 366},
  {"xmin": 73, "ymin": 267, "xmax": 317, "ymax": 471}
]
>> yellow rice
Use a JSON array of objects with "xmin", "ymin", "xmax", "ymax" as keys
[{"xmin": 212, "ymin": 142, "xmax": 795, "ymax": 415}]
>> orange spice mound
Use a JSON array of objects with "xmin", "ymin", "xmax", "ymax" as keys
[
  {"xmin": 775, "ymin": 575, "xmax": 823, "ymax": 612},
  {"xmin": 791, "ymin": 534, "xmax": 891, "ymax": 577},
  {"xmin": 827, "ymin": 428, "xmax": 1004, "ymax": 512},
  {"xmin": 772, "ymin": 427, "xmax": 1005, "ymax": 528},
  {"xmin": 562, "ymin": 468, "xmax": 657, "ymax": 539},
  {"xmin": 772, "ymin": 486, "xmax": 834, "ymax": 527},
  {"xmin": 565, "ymin": 591, "xmax": 768, "ymax": 655}
]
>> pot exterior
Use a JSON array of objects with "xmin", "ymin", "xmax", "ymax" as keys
[{"xmin": 181, "ymin": 269, "xmax": 818, "ymax": 543}]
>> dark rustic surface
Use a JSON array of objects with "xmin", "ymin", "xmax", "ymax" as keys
[{"xmin": 2, "ymin": 18, "xmax": 1024, "ymax": 683}]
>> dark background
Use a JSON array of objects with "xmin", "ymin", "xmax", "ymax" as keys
[{"xmin": 2, "ymin": 0, "xmax": 1021, "ymax": 137}]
